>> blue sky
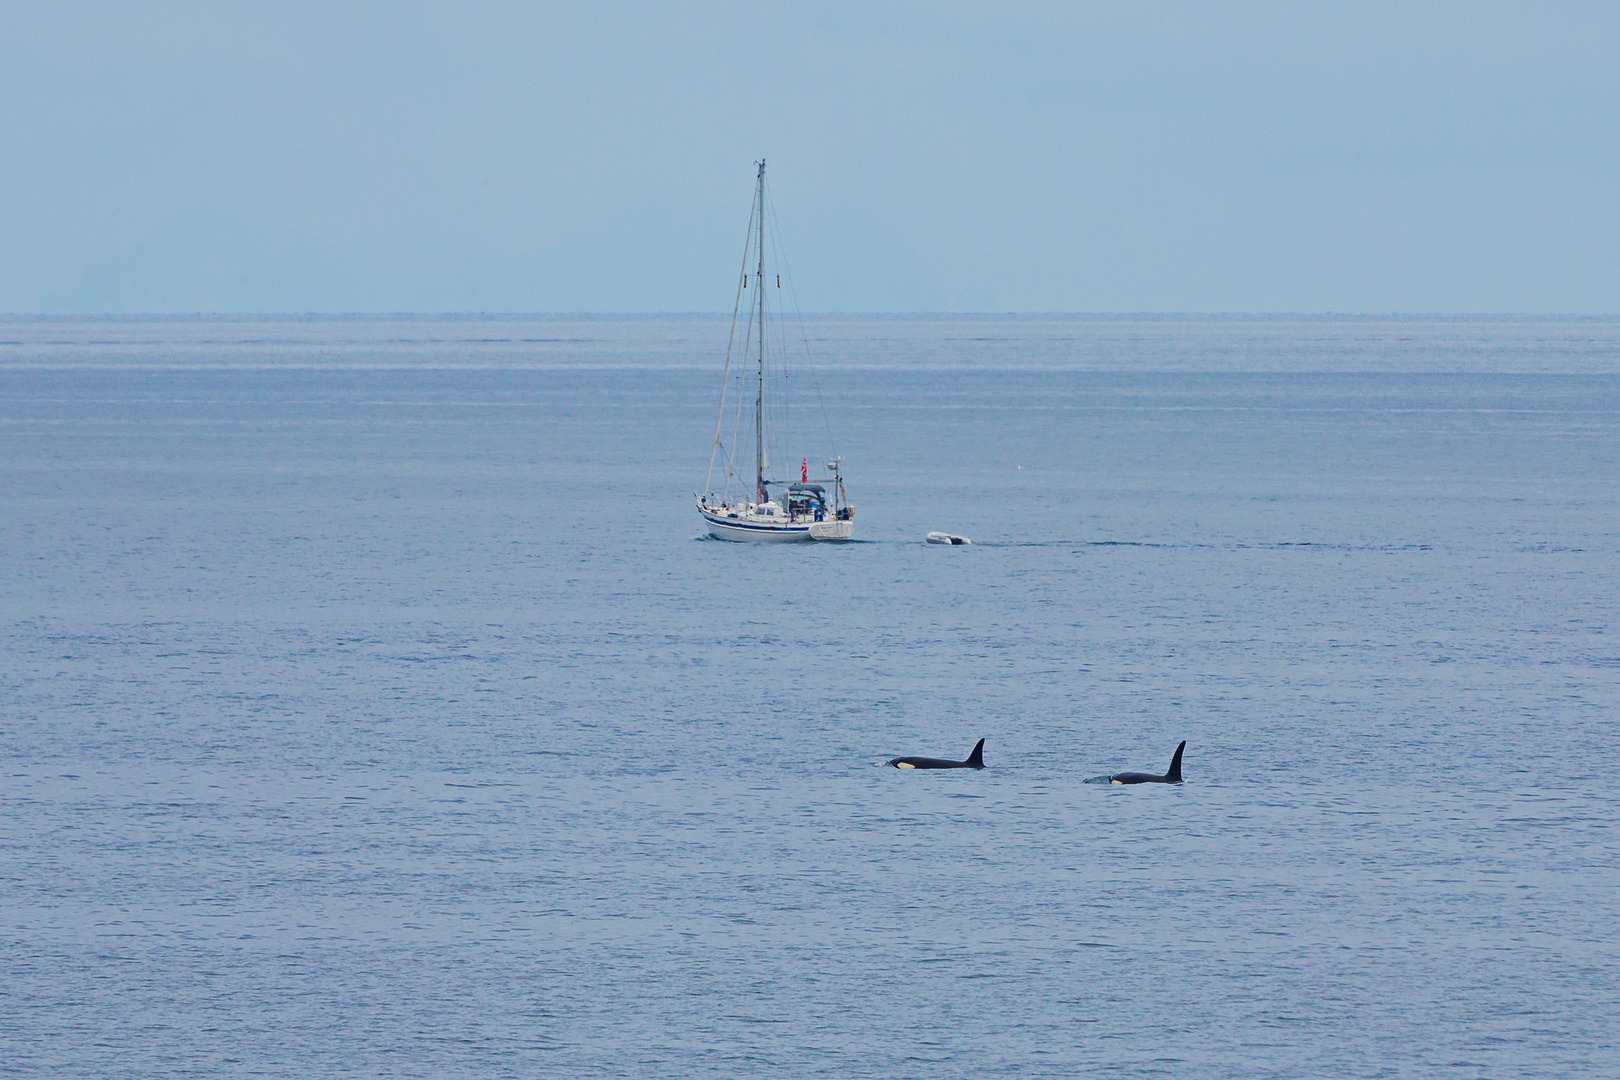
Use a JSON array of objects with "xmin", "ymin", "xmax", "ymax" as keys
[{"xmin": 2, "ymin": 2, "xmax": 1616, "ymax": 313}]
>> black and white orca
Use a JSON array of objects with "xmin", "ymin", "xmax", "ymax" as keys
[
  {"xmin": 889, "ymin": 738, "xmax": 985, "ymax": 770},
  {"xmin": 1109, "ymin": 741, "xmax": 1185, "ymax": 785}
]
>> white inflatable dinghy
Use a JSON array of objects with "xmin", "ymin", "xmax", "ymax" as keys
[{"xmin": 926, "ymin": 532, "xmax": 971, "ymax": 545}]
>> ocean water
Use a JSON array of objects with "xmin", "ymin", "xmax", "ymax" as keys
[{"xmin": 2, "ymin": 315, "xmax": 1618, "ymax": 1077}]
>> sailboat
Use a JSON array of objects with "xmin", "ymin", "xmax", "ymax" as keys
[{"xmin": 697, "ymin": 160, "xmax": 854, "ymax": 542}]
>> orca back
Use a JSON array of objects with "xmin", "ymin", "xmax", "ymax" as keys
[
  {"xmin": 888, "ymin": 738, "xmax": 986, "ymax": 770},
  {"xmin": 1109, "ymin": 740, "xmax": 1187, "ymax": 784}
]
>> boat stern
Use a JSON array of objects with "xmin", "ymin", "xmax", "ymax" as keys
[{"xmin": 808, "ymin": 519, "xmax": 854, "ymax": 541}]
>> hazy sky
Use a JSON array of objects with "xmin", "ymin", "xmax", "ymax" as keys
[{"xmin": 3, "ymin": 2, "xmax": 1616, "ymax": 313}]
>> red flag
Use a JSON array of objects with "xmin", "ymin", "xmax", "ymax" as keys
[{"xmin": 801, "ymin": 457, "xmax": 808, "ymax": 482}]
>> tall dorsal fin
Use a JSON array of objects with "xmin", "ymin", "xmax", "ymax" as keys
[
  {"xmin": 966, "ymin": 738, "xmax": 985, "ymax": 768},
  {"xmin": 1166, "ymin": 741, "xmax": 1186, "ymax": 783}
]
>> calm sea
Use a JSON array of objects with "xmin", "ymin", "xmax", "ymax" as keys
[{"xmin": 2, "ymin": 315, "xmax": 1617, "ymax": 1077}]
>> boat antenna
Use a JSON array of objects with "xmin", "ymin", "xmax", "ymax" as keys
[{"xmin": 754, "ymin": 158, "xmax": 767, "ymax": 506}]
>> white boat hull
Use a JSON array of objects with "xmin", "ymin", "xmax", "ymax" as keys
[
  {"xmin": 699, "ymin": 507, "xmax": 852, "ymax": 543},
  {"xmin": 700, "ymin": 508, "xmax": 811, "ymax": 542}
]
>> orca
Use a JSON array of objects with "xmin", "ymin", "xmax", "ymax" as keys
[
  {"xmin": 889, "ymin": 738, "xmax": 985, "ymax": 770},
  {"xmin": 1109, "ymin": 741, "xmax": 1185, "ymax": 785}
]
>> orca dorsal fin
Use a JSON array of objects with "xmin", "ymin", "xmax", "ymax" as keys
[
  {"xmin": 966, "ymin": 738, "xmax": 985, "ymax": 768},
  {"xmin": 1166, "ymin": 740, "xmax": 1186, "ymax": 782}
]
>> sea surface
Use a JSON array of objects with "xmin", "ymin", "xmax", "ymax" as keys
[{"xmin": 3, "ymin": 315, "xmax": 1618, "ymax": 1077}]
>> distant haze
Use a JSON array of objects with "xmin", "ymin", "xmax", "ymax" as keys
[{"xmin": 3, "ymin": 2, "xmax": 1617, "ymax": 314}]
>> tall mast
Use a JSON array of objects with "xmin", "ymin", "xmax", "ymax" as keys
[{"xmin": 755, "ymin": 159, "xmax": 767, "ymax": 505}]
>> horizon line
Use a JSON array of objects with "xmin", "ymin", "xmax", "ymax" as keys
[{"xmin": 5, "ymin": 311, "xmax": 1620, "ymax": 321}]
